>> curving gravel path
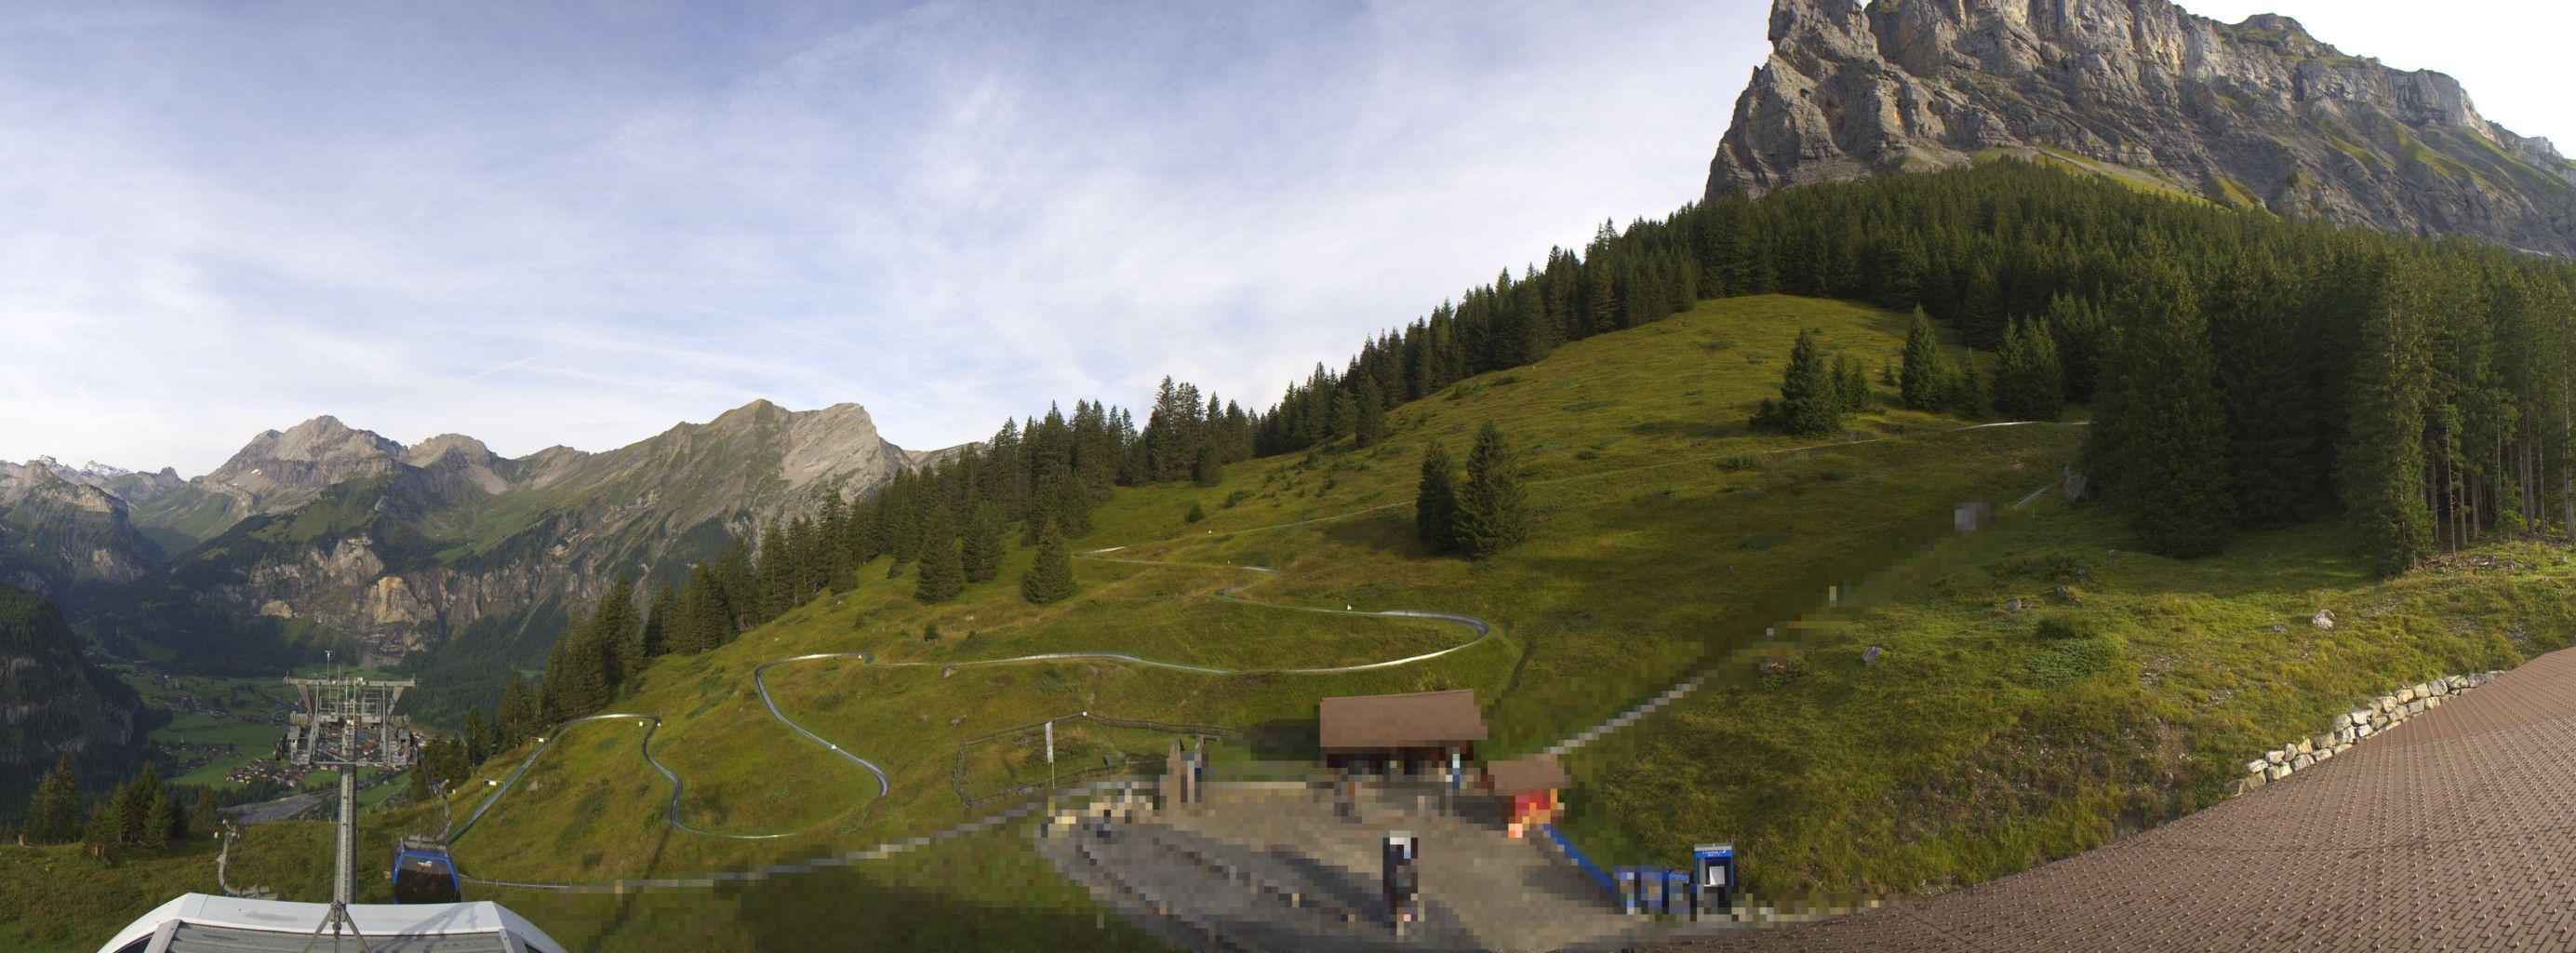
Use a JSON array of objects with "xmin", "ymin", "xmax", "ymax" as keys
[
  {"xmin": 442, "ymin": 557, "xmax": 1496, "ymax": 885},
  {"xmin": 442, "ymin": 420, "xmax": 2077, "ymax": 893}
]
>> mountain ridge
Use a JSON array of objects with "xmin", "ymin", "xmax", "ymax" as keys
[
  {"xmin": 1709, "ymin": 0, "xmax": 2576, "ymax": 256},
  {"xmin": 1, "ymin": 399, "xmax": 949, "ymax": 717}
]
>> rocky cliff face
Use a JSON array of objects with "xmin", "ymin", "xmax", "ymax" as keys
[
  {"xmin": 1709, "ymin": 0, "xmax": 2576, "ymax": 256},
  {"xmin": 0, "ymin": 584, "xmax": 144, "ymax": 768},
  {"xmin": 97, "ymin": 400, "xmax": 934, "ymax": 677},
  {"xmin": 128, "ymin": 415, "xmax": 407, "ymax": 547},
  {"xmin": 0, "ymin": 460, "xmax": 164, "ymax": 596}
]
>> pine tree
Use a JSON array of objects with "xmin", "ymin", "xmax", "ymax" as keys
[
  {"xmin": 1352, "ymin": 376, "xmax": 1388, "ymax": 449},
  {"xmin": 1452, "ymin": 423, "xmax": 1531, "ymax": 558},
  {"xmin": 1414, "ymin": 441, "xmax": 1461, "ymax": 554},
  {"xmin": 113, "ymin": 766, "xmax": 156, "ymax": 847},
  {"xmin": 190, "ymin": 788, "xmax": 220, "ymax": 839},
  {"xmin": 23, "ymin": 758, "xmax": 80, "ymax": 844},
  {"xmin": 960, "ymin": 503, "xmax": 1005, "ymax": 584},
  {"xmin": 83, "ymin": 801, "xmax": 116, "ymax": 862},
  {"xmin": 1833, "ymin": 354, "xmax": 1872, "ymax": 414},
  {"xmin": 914, "ymin": 506, "xmax": 966, "ymax": 604},
  {"xmin": 1993, "ymin": 318, "xmax": 2065, "ymax": 420},
  {"xmin": 1757, "ymin": 329, "xmax": 1844, "ymax": 436},
  {"xmin": 2341, "ymin": 257, "xmax": 2437, "ymax": 574},
  {"xmin": 498, "ymin": 672, "xmax": 534, "ymax": 747},
  {"xmin": 642, "ymin": 584, "xmax": 678, "ymax": 658},
  {"xmin": 2088, "ymin": 264, "xmax": 2235, "ymax": 557},
  {"xmin": 1900, "ymin": 310, "xmax": 1951, "ymax": 410},
  {"xmin": 1021, "ymin": 521, "xmax": 1076, "ymax": 604},
  {"xmin": 595, "ymin": 574, "xmax": 642, "ymax": 691},
  {"xmin": 463, "ymin": 706, "xmax": 492, "ymax": 766},
  {"xmin": 142, "ymin": 787, "xmax": 176, "ymax": 851},
  {"xmin": 1190, "ymin": 441, "xmax": 1222, "ymax": 487}
]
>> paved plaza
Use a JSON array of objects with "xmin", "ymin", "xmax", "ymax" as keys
[{"xmin": 1663, "ymin": 645, "xmax": 2576, "ymax": 952}]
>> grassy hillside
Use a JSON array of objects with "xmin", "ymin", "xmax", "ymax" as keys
[
  {"xmin": 1568, "ymin": 495, "xmax": 2576, "ymax": 900},
  {"xmin": 15, "ymin": 292, "xmax": 2571, "ymax": 949},
  {"xmin": 425, "ymin": 295, "xmax": 2074, "ymax": 887}
]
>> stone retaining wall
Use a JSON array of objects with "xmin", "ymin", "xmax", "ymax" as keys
[{"xmin": 2229, "ymin": 671, "xmax": 2501, "ymax": 796}]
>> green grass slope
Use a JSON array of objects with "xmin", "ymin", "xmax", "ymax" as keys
[
  {"xmin": 428, "ymin": 295, "xmax": 2075, "ymax": 890},
  {"xmin": 1570, "ymin": 494, "xmax": 2576, "ymax": 900}
]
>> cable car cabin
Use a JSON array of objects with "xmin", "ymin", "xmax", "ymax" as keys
[{"xmin": 392, "ymin": 840, "xmax": 463, "ymax": 905}]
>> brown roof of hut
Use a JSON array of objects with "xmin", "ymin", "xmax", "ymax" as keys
[{"xmin": 1317, "ymin": 689, "xmax": 1488, "ymax": 750}]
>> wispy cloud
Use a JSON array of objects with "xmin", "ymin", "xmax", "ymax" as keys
[{"xmin": 6, "ymin": 1, "xmax": 2557, "ymax": 476}]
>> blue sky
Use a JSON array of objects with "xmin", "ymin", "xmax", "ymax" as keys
[{"xmin": 1, "ymin": 1, "xmax": 2566, "ymax": 476}]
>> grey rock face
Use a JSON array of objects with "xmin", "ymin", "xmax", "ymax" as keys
[
  {"xmin": 0, "ymin": 460, "xmax": 163, "ymax": 591},
  {"xmin": 103, "ymin": 399, "xmax": 941, "ymax": 669},
  {"xmin": 1709, "ymin": 0, "xmax": 2576, "ymax": 257}
]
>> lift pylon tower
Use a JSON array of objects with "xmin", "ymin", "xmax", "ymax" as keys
[{"xmin": 281, "ymin": 666, "xmax": 422, "ymax": 952}]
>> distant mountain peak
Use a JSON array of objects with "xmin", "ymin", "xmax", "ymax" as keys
[{"xmin": 1712, "ymin": 0, "xmax": 2576, "ymax": 255}]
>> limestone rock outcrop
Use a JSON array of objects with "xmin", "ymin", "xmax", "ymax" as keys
[{"xmin": 1709, "ymin": 0, "xmax": 2576, "ymax": 257}]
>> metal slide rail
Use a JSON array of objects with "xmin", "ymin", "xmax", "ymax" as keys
[{"xmin": 447, "ymin": 421, "xmax": 2078, "ymax": 892}]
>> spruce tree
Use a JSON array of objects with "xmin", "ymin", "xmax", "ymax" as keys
[
  {"xmin": 1993, "ymin": 318, "xmax": 2064, "ymax": 420},
  {"xmin": 914, "ymin": 508, "xmax": 966, "ymax": 604},
  {"xmin": 1353, "ymin": 376, "xmax": 1388, "ymax": 449},
  {"xmin": 960, "ymin": 503, "xmax": 1005, "ymax": 584},
  {"xmin": 113, "ymin": 767, "xmax": 154, "ymax": 847},
  {"xmin": 590, "ymin": 574, "xmax": 641, "ymax": 692},
  {"xmin": 1900, "ymin": 310, "xmax": 1950, "ymax": 410},
  {"xmin": 1190, "ymin": 441, "xmax": 1222, "ymax": 487},
  {"xmin": 2340, "ymin": 257, "xmax": 2437, "ymax": 574},
  {"xmin": 1452, "ymin": 423, "xmax": 1531, "ymax": 558},
  {"xmin": 1833, "ymin": 354, "xmax": 1872, "ymax": 414},
  {"xmin": 1415, "ymin": 441, "xmax": 1461, "ymax": 554},
  {"xmin": 463, "ymin": 706, "xmax": 492, "ymax": 766},
  {"xmin": 83, "ymin": 801, "xmax": 116, "ymax": 862},
  {"xmin": 142, "ymin": 787, "xmax": 176, "ymax": 851},
  {"xmin": 23, "ymin": 758, "xmax": 80, "ymax": 843},
  {"xmin": 2088, "ymin": 264, "xmax": 2234, "ymax": 557},
  {"xmin": 1021, "ymin": 522, "xmax": 1076, "ymax": 604},
  {"xmin": 190, "ymin": 788, "xmax": 220, "ymax": 839},
  {"xmin": 1758, "ymin": 329, "xmax": 1844, "ymax": 436},
  {"xmin": 498, "ymin": 672, "xmax": 533, "ymax": 747},
  {"xmin": 642, "ymin": 584, "xmax": 678, "ymax": 658}
]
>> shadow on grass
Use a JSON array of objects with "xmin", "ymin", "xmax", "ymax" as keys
[{"xmin": 1627, "ymin": 420, "xmax": 1740, "ymax": 440}]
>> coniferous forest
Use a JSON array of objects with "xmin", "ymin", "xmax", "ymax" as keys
[{"xmin": 514, "ymin": 158, "xmax": 2576, "ymax": 728}]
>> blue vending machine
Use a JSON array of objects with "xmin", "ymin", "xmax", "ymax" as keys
[
  {"xmin": 1616, "ymin": 866, "xmax": 1643, "ymax": 915},
  {"xmin": 1693, "ymin": 843, "xmax": 1737, "ymax": 918}
]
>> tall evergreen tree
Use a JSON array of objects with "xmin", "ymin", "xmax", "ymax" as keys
[
  {"xmin": 1414, "ymin": 441, "xmax": 1461, "ymax": 554},
  {"xmin": 1452, "ymin": 423, "xmax": 1532, "ymax": 558},
  {"xmin": 593, "ymin": 574, "xmax": 642, "ymax": 691},
  {"xmin": 960, "ymin": 503, "xmax": 1006, "ymax": 584},
  {"xmin": 463, "ymin": 706, "xmax": 492, "ymax": 766},
  {"xmin": 82, "ymin": 801, "xmax": 115, "ymax": 862},
  {"xmin": 642, "ymin": 584, "xmax": 678, "ymax": 659},
  {"xmin": 1833, "ymin": 354, "xmax": 1872, "ymax": 414},
  {"xmin": 914, "ymin": 506, "xmax": 966, "ymax": 603},
  {"xmin": 1993, "ymin": 318, "xmax": 2065, "ymax": 421},
  {"xmin": 2340, "ymin": 257, "xmax": 2438, "ymax": 574},
  {"xmin": 1021, "ymin": 522, "xmax": 1076, "ymax": 604},
  {"xmin": 22, "ymin": 758, "xmax": 80, "ymax": 844},
  {"xmin": 189, "ymin": 788, "xmax": 220, "ymax": 840},
  {"xmin": 497, "ymin": 672, "xmax": 535, "ymax": 747},
  {"xmin": 141, "ymin": 785, "xmax": 176, "ymax": 850},
  {"xmin": 1190, "ymin": 441, "xmax": 1222, "ymax": 488},
  {"xmin": 1352, "ymin": 376, "xmax": 1388, "ymax": 449},
  {"xmin": 1756, "ymin": 329, "xmax": 1845, "ymax": 436},
  {"xmin": 2087, "ymin": 264, "xmax": 2235, "ymax": 557},
  {"xmin": 1900, "ymin": 310, "xmax": 1951, "ymax": 410}
]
